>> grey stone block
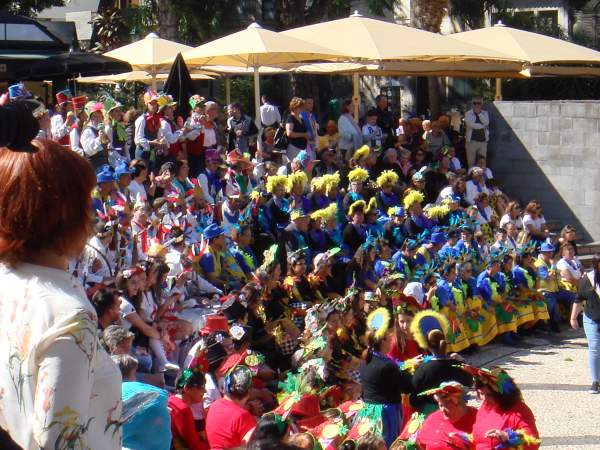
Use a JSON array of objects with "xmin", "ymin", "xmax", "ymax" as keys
[{"xmin": 562, "ymin": 103, "xmax": 586, "ymax": 117}]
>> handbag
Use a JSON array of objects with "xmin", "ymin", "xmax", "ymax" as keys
[{"xmin": 273, "ymin": 125, "xmax": 288, "ymax": 150}]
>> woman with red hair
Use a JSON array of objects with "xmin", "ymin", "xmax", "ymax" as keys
[{"xmin": 0, "ymin": 102, "xmax": 122, "ymax": 450}]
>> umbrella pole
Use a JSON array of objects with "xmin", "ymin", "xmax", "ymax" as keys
[
  {"xmin": 495, "ymin": 78, "xmax": 502, "ymax": 101},
  {"xmin": 225, "ymin": 76, "xmax": 231, "ymax": 105},
  {"xmin": 352, "ymin": 73, "xmax": 360, "ymax": 123},
  {"xmin": 253, "ymin": 66, "xmax": 263, "ymax": 152},
  {"xmin": 152, "ymin": 64, "xmax": 157, "ymax": 91}
]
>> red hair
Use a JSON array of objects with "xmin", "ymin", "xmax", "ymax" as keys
[{"xmin": 0, "ymin": 139, "xmax": 95, "ymax": 264}]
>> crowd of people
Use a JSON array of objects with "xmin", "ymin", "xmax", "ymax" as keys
[{"xmin": 0, "ymin": 81, "xmax": 597, "ymax": 450}]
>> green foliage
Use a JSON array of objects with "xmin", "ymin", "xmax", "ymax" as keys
[
  {"xmin": 91, "ymin": 7, "xmax": 127, "ymax": 52},
  {"xmin": 449, "ymin": 0, "xmax": 512, "ymax": 29},
  {"xmin": 0, "ymin": 0, "xmax": 64, "ymax": 17}
]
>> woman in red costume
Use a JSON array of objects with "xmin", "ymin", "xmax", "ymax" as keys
[
  {"xmin": 415, "ymin": 381, "xmax": 476, "ymax": 450},
  {"xmin": 462, "ymin": 365, "xmax": 540, "ymax": 450}
]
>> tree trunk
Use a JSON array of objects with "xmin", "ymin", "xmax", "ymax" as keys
[
  {"xmin": 413, "ymin": 0, "xmax": 449, "ymax": 118},
  {"xmin": 157, "ymin": 0, "xmax": 178, "ymax": 41}
]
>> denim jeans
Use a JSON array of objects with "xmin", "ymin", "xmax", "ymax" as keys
[{"xmin": 583, "ymin": 313, "xmax": 600, "ymax": 383}]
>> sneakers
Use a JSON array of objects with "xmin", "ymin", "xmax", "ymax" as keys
[{"xmin": 589, "ymin": 382, "xmax": 599, "ymax": 394}]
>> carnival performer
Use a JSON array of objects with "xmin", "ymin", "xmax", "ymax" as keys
[
  {"xmin": 68, "ymin": 95, "xmax": 88, "ymax": 156},
  {"xmin": 454, "ymin": 258, "xmax": 498, "ymax": 347},
  {"xmin": 81, "ymin": 100, "xmax": 110, "ymax": 171},
  {"xmin": 50, "ymin": 88, "xmax": 76, "ymax": 146},
  {"xmin": 463, "ymin": 365, "xmax": 540, "ymax": 450},
  {"xmin": 134, "ymin": 90, "xmax": 163, "ymax": 172},
  {"xmin": 414, "ymin": 382, "xmax": 477, "ymax": 450},
  {"xmin": 357, "ymin": 308, "xmax": 413, "ymax": 447},
  {"xmin": 477, "ymin": 250, "xmax": 519, "ymax": 345}
]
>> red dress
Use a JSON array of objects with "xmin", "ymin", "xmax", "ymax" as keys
[
  {"xmin": 416, "ymin": 407, "xmax": 477, "ymax": 450},
  {"xmin": 471, "ymin": 400, "xmax": 540, "ymax": 450},
  {"xmin": 387, "ymin": 335, "xmax": 422, "ymax": 362},
  {"xmin": 168, "ymin": 394, "xmax": 209, "ymax": 450}
]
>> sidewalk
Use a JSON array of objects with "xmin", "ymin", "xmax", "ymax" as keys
[{"xmin": 465, "ymin": 328, "xmax": 600, "ymax": 449}]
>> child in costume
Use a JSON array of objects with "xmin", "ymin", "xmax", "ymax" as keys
[{"xmin": 354, "ymin": 308, "xmax": 413, "ymax": 447}]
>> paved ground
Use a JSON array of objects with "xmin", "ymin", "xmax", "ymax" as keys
[{"xmin": 465, "ymin": 328, "xmax": 600, "ymax": 449}]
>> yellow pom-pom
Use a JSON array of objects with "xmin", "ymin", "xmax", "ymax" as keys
[
  {"xmin": 311, "ymin": 176, "xmax": 326, "ymax": 191},
  {"xmin": 366, "ymin": 307, "xmax": 391, "ymax": 339},
  {"xmin": 265, "ymin": 175, "xmax": 288, "ymax": 194},
  {"xmin": 403, "ymin": 190, "xmax": 425, "ymax": 210},
  {"xmin": 348, "ymin": 200, "xmax": 366, "ymax": 217},
  {"xmin": 286, "ymin": 171, "xmax": 308, "ymax": 193},
  {"xmin": 366, "ymin": 196, "xmax": 378, "ymax": 214},
  {"xmin": 348, "ymin": 167, "xmax": 369, "ymax": 183},
  {"xmin": 376, "ymin": 170, "xmax": 399, "ymax": 188},
  {"xmin": 424, "ymin": 204, "xmax": 450, "ymax": 220},
  {"xmin": 322, "ymin": 172, "xmax": 341, "ymax": 195},
  {"xmin": 352, "ymin": 145, "xmax": 370, "ymax": 163}
]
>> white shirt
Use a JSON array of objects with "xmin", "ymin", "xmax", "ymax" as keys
[
  {"xmin": 80, "ymin": 125, "xmax": 104, "ymax": 157},
  {"xmin": 69, "ymin": 126, "xmax": 84, "ymax": 156},
  {"xmin": 259, "ymin": 103, "xmax": 281, "ymax": 126},
  {"xmin": 128, "ymin": 179, "xmax": 147, "ymax": 203},
  {"xmin": 499, "ymin": 214, "xmax": 523, "ymax": 230},
  {"xmin": 522, "ymin": 214, "xmax": 546, "ymax": 233},
  {"xmin": 50, "ymin": 113, "xmax": 69, "ymax": 140},
  {"xmin": 361, "ymin": 123, "xmax": 383, "ymax": 147},
  {"xmin": 556, "ymin": 257, "xmax": 583, "ymax": 280},
  {"xmin": 465, "ymin": 180, "xmax": 490, "ymax": 205},
  {"xmin": 159, "ymin": 118, "xmax": 185, "ymax": 145},
  {"xmin": 0, "ymin": 263, "xmax": 122, "ymax": 450}
]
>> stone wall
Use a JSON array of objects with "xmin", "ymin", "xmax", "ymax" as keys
[{"xmin": 487, "ymin": 100, "xmax": 600, "ymax": 242}]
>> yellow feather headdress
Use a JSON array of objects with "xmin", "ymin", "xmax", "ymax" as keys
[
  {"xmin": 322, "ymin": 172, "xmax": 341, "ymax": 195},
  {"xmin": 310, "ymin": 203, "xmax": 337, "ymax": 222},
  {"xmin": 403, "ymin": 190, "xmax": 425, "ymax": 210},
  {"xmin": 410, "ymin": 310, "xmax": 450, "ymax": 351},
  {"xmin": 266, "ymin": 175, "xmax": 288, "ymax": 194},
  {"xmin": 310, "ymin": 176, "xmax": 325, "ymax": 191},
  {"xmin": 376, "ymin": 170, "xmax": 399, "ymax": 188},
  {"xmin": 367, "ymin": 307, "xmax": 391, "ymax": 340},
  {"xmin": 351, "ymin": 145, "xmax": 370, "ymax": 163},
  {"xmin": 348, "ymin": 200, "xmax": 366, "ymax": 217},
  {"xmin": 365, "ymin": 196, "xmax": 378, "ymax": 215},
  {"xmin": 348, "ymin": 167, "xmax": 369, "ymax": 183},
  {"xmin": 424, "ymin": 204, "xmax": 450, "ymax": 220},
  {"xmin": 286, "ymin": 171, "xmax": 308, "ymax": 193}
]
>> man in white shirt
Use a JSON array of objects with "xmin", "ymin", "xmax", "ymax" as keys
[
  {"xmin": 50, "ymin": 90, "xmax": 76, "ymax": 145},
  {"xmin": 259, "ymin": 95, "xmax": 281, "ymax": 128},
  {"xmin": 464, "ymin": 97, "xmax": 489, "ymax": 168}
]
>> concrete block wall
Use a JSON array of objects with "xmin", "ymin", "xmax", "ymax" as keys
[{"xmin": 488, "ymin": 100, "xmax": 600, "ymax": 242}]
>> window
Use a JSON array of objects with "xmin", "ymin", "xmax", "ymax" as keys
[{"xmin": 1, "ymin": 23, "xmax": 54, "ymax": 41}]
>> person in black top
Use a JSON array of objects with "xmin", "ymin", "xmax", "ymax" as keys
[
  {"xmin": 375, "ymin": 95, "xmax": 396, "ymax": 148},
  {"xmin": 409, "ymin": 310, "xmax": 473, "ymax": 413},
  {"xmin": 359, "ymin": 307, "xmax": 412, "ymax": 447},
  {"xmin": 571, "ymin": 254, "xmax": 600, "ymax": 393},
  {"xmin": 285, "ymin": 97, "xmax": 308, "ymax": 160}
]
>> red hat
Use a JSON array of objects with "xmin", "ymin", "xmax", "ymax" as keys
[
  {"xmin": 216, "ymin": 349, "xmax": 248, "ymax": 378},
  {"xmin": 71, "ymin": 95, "xmax": 87, "ymax": 112},
  {"xmin": 226, "ymin": 150, "xmax": 253, "ymax": 168},
  {"xmin": 273, "ymin": 393, "xmax": 321, "ymax": 419},
  {"xmin": 56, "ymin": 89, "xmax": 72, "ymax": 105},
  {"xmin": 200, "ymin": 315, "xmax": 229, "ymax": 336}
]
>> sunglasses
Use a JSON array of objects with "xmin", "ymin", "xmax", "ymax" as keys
[{"xmin": 473, "ymin": 102, "xmax": 482, "ymax": 105}]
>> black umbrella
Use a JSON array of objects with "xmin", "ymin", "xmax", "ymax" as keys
[
  {"xmin": 163, "ymin": 52, "xmax": 195, "ymax": 119},
  {"xmin": 16, "ymin": 51, "xmax": 132, "ymax": 80}
]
